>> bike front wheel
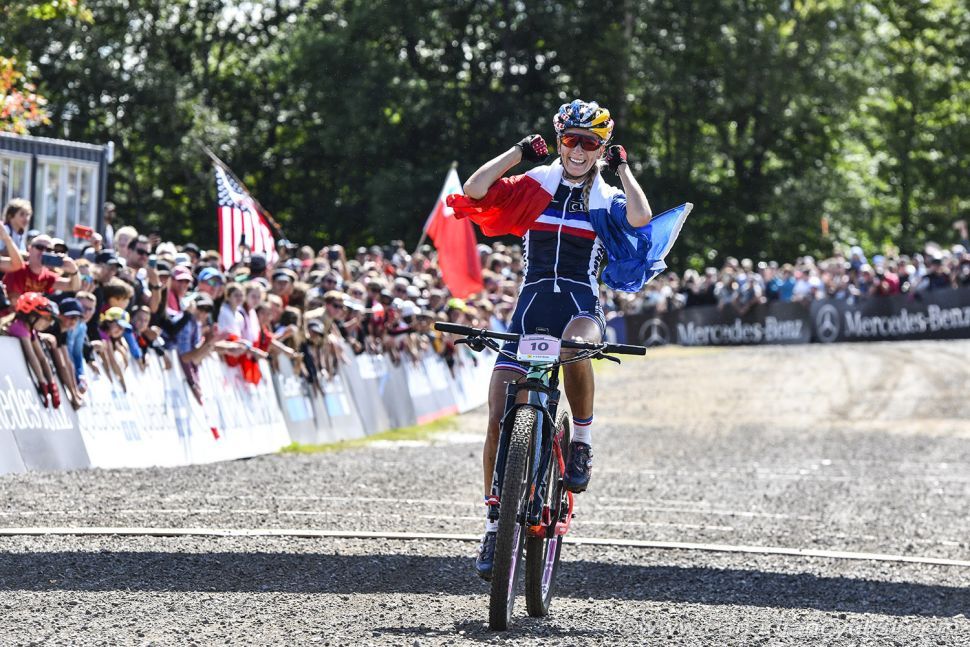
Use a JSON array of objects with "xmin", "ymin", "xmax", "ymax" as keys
[
  {"xmin": 488, "ymin": 405, "xmax": 536, "ymax": 631},
  {"xmin": 525, "ymin": 410, "xmax": 569, "ymax": 617}
]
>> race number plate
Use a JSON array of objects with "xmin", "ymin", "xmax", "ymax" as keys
[{"xmin": 516, "ymin": 334, "xmax": 562, "ymax": 363}]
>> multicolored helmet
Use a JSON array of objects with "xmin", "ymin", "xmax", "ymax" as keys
[
  {"xmin": 15, "ymin": 292, "xmax": 56, "ymax": 317},
  {"xmin": 100, "ymin": 306, "xmax": 132, "ymax": 329},
  {"xmin": 553, "ymin": 99, "xmax": 614, "ymax": 142}
]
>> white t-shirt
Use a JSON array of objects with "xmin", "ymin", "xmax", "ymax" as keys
[
  {"xmin": 240, "ymin": 306, "xmax": 261, "ymax": 343},
  {"xmin": 218, "ymin": 303, "xmax": 244, "ymax": 336}
]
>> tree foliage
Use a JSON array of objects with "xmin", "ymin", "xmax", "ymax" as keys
[{"xmin": 2, "ymin": 0, "xmax": 967, "ymax": 266}]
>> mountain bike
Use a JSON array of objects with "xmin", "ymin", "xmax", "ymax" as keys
[{"xmin": 434, "ymin": 322, "xmax": 646, "ymax": 630}]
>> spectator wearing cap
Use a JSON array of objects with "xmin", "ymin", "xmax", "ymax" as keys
[
  {"xmin": 271, "ymin": 268, "xmax": 297, "ymax": 306},
  {"xmin": 3, "ymin": 234, "xmax": 79, "ymax": 304},
  {"xmin": 66, "ymin": 291, "xmax": 96, "ymax": 380},
  {"xmin": 197, "ymin": 267, "xmax": 226, "ymax": 312},
  {"xmin": 158, "ymin": 266, "xmax": 197, "ymax": 348},
  {"xmin": 917, "ymin": 256, "xmax": 950, "ymax": 293},
  {"xmin": 98, "ymin": 306, "xmax": 132, "ymax": 387},
  {"xmin": 45, "ymin": 297, "xmax": 86, "ymax": 408},
  {"xmin": 100, "ymin": 278, "xmax": 142, "ymax": 362}
]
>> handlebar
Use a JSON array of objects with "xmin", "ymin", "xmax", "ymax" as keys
[{"xmin": 434, "ymin": 322, "xmax": 647, "ymax": 356}]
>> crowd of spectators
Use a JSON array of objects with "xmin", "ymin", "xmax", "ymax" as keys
[
  {"xmin": 3, "ymin": 195, "xmax": 970, "ymax": 409},
  {"xmin": 0, "ymin": 198, "xmax": 522, "ymax": 409},
  {"xmin": 609, "ymin": 222, "xmax": 970, "ymax": 317}
]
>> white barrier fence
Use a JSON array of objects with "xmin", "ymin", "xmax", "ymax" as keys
[{"xmin": 0, "ymin": 337, "xmax": 495, "ymax": 475}]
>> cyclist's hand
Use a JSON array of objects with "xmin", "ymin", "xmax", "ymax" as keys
[
  {"xmin": 604, "ymin": 144, "xmax": 628, "ymax": 174},
  {"xmin": 516, "ymin": 135, "xmax": 549, "ymax": 163}
]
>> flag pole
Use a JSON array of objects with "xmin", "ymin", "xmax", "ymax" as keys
[
  {"xmin": 411, "ymin": 161, "xmax": 458, "ymax": 258},
  {"xmin": 199, "ymin": 143, "xmax": 286, "ymax": 241}
]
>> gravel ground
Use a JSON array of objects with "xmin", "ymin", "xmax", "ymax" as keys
[{"xmin": 2, "ymin": 340, "xmax": 970, "ymax": 645}]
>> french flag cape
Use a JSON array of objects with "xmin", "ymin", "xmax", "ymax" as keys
[{"xmin": 446, "ymin": 160, "xmax": 692, "ymax": 292}]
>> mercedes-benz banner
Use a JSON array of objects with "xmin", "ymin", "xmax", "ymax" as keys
[
  {"xmin": 810, "ymin": 288, "xmax": 970, "ymax": 343},
  {"xmin": 626, "ymin": 302, "xmax": 813, "ymax": 347}
]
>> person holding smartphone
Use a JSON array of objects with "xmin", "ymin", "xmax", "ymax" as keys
[{"xmin": 2, "ymin": 234, "xmax": 80, "ymax": 304}]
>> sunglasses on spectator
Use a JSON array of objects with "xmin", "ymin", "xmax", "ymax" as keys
[
  {"xmin": 560, "ymin": 133, "xmax": 603, "ymax": 151},
  {"xmin": 32, "ymin": 244, "xmax": 51, "ymax": 252},
  {"xmin": 135, "ymin": 248, "xmax": 150, "ymax": 256}
]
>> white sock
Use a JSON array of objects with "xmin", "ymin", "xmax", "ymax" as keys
[
  {"xmin": 572, "ymin": 416, "xmax": 593, "ymax": 445},
  {"xmin": 484, "ymin": 496, "xmax": 499, "ymax": 532}
]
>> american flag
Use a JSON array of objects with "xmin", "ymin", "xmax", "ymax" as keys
[{"xmin": 215, "ymin": 163, "xmax": 276, "ymax": 269}]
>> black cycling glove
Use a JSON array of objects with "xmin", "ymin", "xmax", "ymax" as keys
[
  {"xmin": 604, "ymin": 145, "xmax": 629, "ymax": 174},
  {"xmin": 516, "ymin": 135, "xmax": 549, "ymax": 163}
]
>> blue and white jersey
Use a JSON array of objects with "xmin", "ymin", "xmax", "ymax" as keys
[{"xmin": 521, "ymin": 180, "xmax": 608, "ymax": 295}]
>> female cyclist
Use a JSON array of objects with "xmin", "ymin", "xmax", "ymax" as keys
[{"xmin": 448, "ymin": 99, "xmax": 691, "ymax": 579}]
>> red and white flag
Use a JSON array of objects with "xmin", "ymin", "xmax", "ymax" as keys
[
  {"xmin": 425, "ymin": 167, "xmax": 483, "ymax": 299},
  {"xmin": 214, "ymin": 163, "xmax": 277, "ymax": 269}
]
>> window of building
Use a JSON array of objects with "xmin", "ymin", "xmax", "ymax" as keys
[
  {"xmin": 0, "ymin": 154, "xmax": 31, "ymax": 207},
  {"xmin": 34, "ymin": 158, "xmax": 99, "ymax": 241}
]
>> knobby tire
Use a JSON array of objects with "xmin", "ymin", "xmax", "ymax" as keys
[
  {"xmin": 524, "ymin": 410, "xmax": 569, "ymax": 617},
  {"xmin": 488, "ymin": 406, "xmax": 536, "ymax": 631}
]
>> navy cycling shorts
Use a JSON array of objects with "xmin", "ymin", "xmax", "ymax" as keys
[{"xmin": 494, "ymin": 284, "xmax": 606, "ymax": 375}]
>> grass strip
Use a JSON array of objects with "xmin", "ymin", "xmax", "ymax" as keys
[{"xmin": 280, "ymin": 415, "xmax": 461, "ymax": 455}]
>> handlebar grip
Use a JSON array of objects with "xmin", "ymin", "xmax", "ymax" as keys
[
  {"xmin": 434, "ymin": 322, "xmax": 478, "ymax": 336},
  {"xmin": 603, "ymin": 343, "xmax": 647, "ymax": 356},
  {"xmin": 434, "ymin": 322, "xmax": 520, "ymax": 342}
]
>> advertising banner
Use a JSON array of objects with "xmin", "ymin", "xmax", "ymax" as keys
[
  {"xmin": 316, "ymin": 370, "xmax": 366, "ymax": 442},
  {"xmin": 383, "ymin": 358, "xmax": 418, "ymax": 429},
  {"xmin": 180, "ymin": 356, "xmax": 291, "ymax": 464},
  {"xmin": 412, "ymin": 351, "xmax": 458, "ymax": 423},
  {"xmin": 625, "ymin": 303, "xmax": 813, "ymax": 347},
  {"xmin": 0, "ymin": 338, "xmax": 89, "ymax": 472},
  {"xmin": 272, "ymin": 355, "xmax": 319, "ymax": 445},
  {"xmin": 811, "ymin": 288, "xmax": 970, "ymax": 343},
  {"xmin": 76, "ymin": 352, "xmax": 183, "ymax": 468},
  {"xmin": 451, "ymin": 347, "xmax": 495, "ymax": 413},
  {"xmin": 339, "ymin": 351, "xmax": 392, "ymax": 436}
]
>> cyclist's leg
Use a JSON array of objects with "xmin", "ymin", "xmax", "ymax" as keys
[
  {"xmin": 560, "ymin": 315, "xmax": 602, "ymax": 422},
  {"xmin": 561, "ymin": 312, "xmax": 604, "ymax": 493}
]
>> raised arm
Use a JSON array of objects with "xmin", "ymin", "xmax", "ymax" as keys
[
  {"xmin": 462, "ymin": 135, "xmax": 549, "ymax": 200},
  {"xmin": 0, "ymin": 225, "xmax": 23, "ymax": 272},
  {"xmin": 605, "ymin": 145, "xmax": 652, "ymax": 229}
]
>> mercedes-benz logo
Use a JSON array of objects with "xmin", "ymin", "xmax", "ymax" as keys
[
  {"xmin": 638, "ymin": 318, "xmax": 670, "ymax": 347},
  {"xmin": 815, "ymin": 304, "xmax": 840, "ymax": 343}
]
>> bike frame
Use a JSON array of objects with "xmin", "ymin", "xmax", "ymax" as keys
[{"xmin": 488, "ymin": 362, "xmax": 575, "ymax": 540}]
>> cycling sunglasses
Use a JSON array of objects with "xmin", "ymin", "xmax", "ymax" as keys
[{"xmin": 559, "ymin": 133, "xmax": 604, "ymax": 152}]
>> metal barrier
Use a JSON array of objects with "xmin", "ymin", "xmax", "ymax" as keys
[{"xmin": 0, "ymin": 337, "xmax": 495, "ymax": 475}]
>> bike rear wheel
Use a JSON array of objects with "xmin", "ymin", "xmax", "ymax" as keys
[
  {"xmin": 525, "ymin": 410, "xmax": 570, "ymax": 617},
  {"xmin": 488, "ymin": 406, "xmax": 536, "ymax": 631}
]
